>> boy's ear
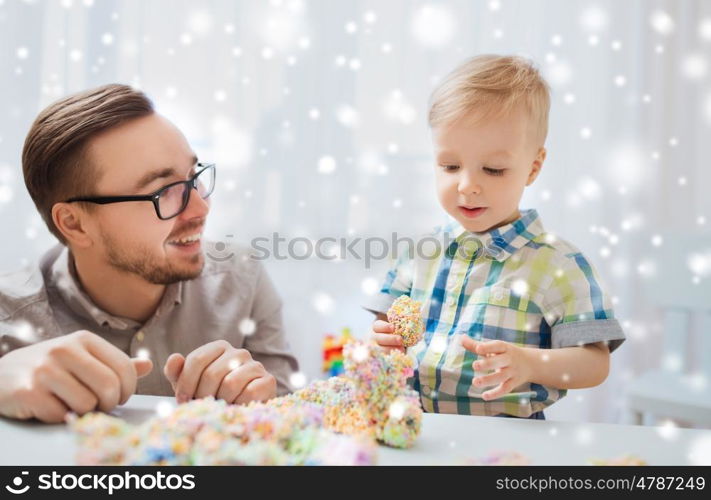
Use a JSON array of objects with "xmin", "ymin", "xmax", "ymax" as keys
[
  {"xmin": 51, "ymin": 202, "xmax": 93, "ymax": 248},
  {"xmin": 526, "ymin": 147, "xmax": 546, "ymax": 186}
]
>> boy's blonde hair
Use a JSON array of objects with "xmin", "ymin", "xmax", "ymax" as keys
[{"xmin": 428, "ymin": 54, "xmax": 551, "ymax": 145}]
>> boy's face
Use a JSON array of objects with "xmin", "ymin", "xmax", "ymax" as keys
[{"xmin": 432, "ymin": 106, "xmax": 545, "ymax": 233}]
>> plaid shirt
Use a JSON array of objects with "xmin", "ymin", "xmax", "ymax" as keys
[{"xmin": 364, "ymin": 209, "xmax": 626, "ymax": 417}]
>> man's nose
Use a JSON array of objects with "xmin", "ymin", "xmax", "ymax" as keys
[{"xmin": 180, "ymin": 186, "xmax": 210, "ymax": 220}]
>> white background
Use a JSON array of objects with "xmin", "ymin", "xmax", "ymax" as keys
[{"xmin": 0, "ymin": 0, "xmax": 710, "ymax": 425}]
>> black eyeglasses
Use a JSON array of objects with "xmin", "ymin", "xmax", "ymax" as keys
[{"xmin": 66, "ymin": 163, "xmax": 216, "ymax": 220}]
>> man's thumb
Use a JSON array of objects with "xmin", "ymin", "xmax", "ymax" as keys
[
  {"xmin": 131, "ymin": 357, "xmax": 153, "ymax": 378},
  {"xmin": 163, "ymin": 353, "xmax": 185, "ymax": 388}
]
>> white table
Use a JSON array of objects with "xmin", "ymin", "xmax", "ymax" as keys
[{"xmin": 1, "ymin": 395, "xmax": 708, "ymax": 465}]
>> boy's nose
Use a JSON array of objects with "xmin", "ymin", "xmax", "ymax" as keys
[{"xmin": 458, "ymin": 173, "xmax": 482, "ymax": 195}]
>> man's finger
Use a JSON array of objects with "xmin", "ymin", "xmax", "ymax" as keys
[
  {"xmin": 32, "ymin": 391, "xmax": 70, "ymax": 424},
  {"xmin": 234, "ymin": 375, "xmax": 275, "ymax": 405},
  {"xmin": 194, "ymin": 350, "xmax": 246, "ymax": 399},
  {"xmin": 41, "ymin": 366, "xmax": 98, "ymax": 416},
  {"xmin": 132, "ymin": 358, "xmax": 153, "ymax": 378},
  {"xmin": 216, "ymin": 361, "xmax": 266, "ymax": 404},
  {"xmin": 163, "ymin": 353, "xmax": 185, "ymax": 392},
  {"xmin": 57, "ymin": 348, "xmax": 121, "ymax": 413},
  {"xmin": 175, "ymin": 342, "xmax": 230, "ymax": 402},
  {"xmin": 83, "ymin": 334, "xmax": 137, "ymax": 406}
]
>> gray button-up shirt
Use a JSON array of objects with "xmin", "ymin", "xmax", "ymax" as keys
[{"xmin": 0, "ymin": 243, "xmax": 298, "ymax": 397}]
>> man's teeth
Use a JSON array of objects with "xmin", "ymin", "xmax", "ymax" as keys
[{"xmin": 170, "ymin": 234, "xmax": 201, "ymax": 244}]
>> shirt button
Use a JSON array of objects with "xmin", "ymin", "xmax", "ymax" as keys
[
  {"xmin": 446, "ymin": 297, "xmax": 456, "ymax": 307},
  {"xmin": 422, "ymin": 385, "xmax": 431, "ymax": 396},
  {"xmin": 487, "ymin": 244, "xmax": 501, "ymax": 253},
  {"xmin": 136, "ymin": 330, "xmax": 145, "ymax": 342},
  {"xmin": 494, "ymin": 290, "xmax": 505, "ymax": 301}
]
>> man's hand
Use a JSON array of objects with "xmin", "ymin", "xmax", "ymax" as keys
[
  {"xmin": 0, "ymin": 331, "xmax": 152, "ymax": 423},
  {"xmin": 369, "ymin": 319, "xmax": 405, "ymax": 353},
  {"xmin": 164, "ymin": 340, "xmax": 276, "ymax": 405},
  {"xmin": 461, "ymin": 336, "xmax": 532, "ymax": 401}
]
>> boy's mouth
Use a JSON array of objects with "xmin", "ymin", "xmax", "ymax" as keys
[{"xmin": 458, "ymin": 206, "xmax": 487, "ymax": 219}]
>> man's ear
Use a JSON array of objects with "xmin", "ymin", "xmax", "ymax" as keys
[
  {"xmin": 51, "ymin": 202, "xmax": 93, "ymax": 248},
  {"xmin": 526, "ymin": 147, "xmax": 546, "ymax": 186}
]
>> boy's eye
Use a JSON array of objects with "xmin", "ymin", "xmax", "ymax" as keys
[
  {"xmin": 440, "ymin": 164, "xmax": 460, "ymax": 172},
  {"xmin": 483, "ymin": 166, "xmax": 505, "ymax": 176}
]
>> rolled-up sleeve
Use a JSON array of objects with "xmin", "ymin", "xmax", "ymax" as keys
[{"xmin": 542, "ymin": 253, "xmax": 626, "ymax": 353}]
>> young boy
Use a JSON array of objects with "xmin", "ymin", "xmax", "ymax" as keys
[{"xmin": 364, "ymin": 55, "xmax": 626, "ymax": 419}]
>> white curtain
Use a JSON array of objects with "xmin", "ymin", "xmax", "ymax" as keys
[{"xmin": 0, "ymin": 0, "xmax": 709, "ymax": 424}]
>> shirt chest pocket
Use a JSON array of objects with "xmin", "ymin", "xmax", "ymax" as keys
[{"xmin": 458, "ymin": 285, "xmax": 543, "ymax": 344}]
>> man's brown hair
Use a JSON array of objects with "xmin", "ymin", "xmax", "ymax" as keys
[{"xmin": 22, "ymin": 84, "xmax": 154, "ymax": 244}]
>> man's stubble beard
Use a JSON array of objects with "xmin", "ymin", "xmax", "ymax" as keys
[{"xmin": 101, "ymin": 230, "xmax": 204, "ymax": 285}]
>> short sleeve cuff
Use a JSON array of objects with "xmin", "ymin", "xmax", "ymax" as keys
[
  {"xmin": 551, "ymin": 318, "xmax": 626, "ymax": 353},
  {"xmin": 362, "ymin": 292, "xmax": 399, "ymax": 316}
]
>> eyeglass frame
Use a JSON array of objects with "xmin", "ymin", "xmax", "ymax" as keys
[{"xmin": 65, "ymin": 163, "xmax": 216, "ymax": 220}]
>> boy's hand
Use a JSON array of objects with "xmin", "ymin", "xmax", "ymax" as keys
[
  {"xmin": 369, "ymin": 319, "xmax": 405, "ymax": 353},
  {"xmin": 164, "ymin": 340, "xmax": 276, "ymax": 405},
  {"xmin": 461, "ymin": 336, "xmax": 532, "ymax": 401}
]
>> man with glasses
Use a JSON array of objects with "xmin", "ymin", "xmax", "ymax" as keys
[{"xmin": 0, "ymin": 84, "xmax": 298, "ymax": 423}]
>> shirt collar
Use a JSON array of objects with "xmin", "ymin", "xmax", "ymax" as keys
[
  {"xmin": 49, "ymin": 246, "xmax": 182, "ymax": 330},
  {"xmin": 445, "ymin": 209, "xmax": 545, "ymax": 262}
]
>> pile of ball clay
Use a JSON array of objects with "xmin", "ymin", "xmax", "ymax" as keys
[
  {"xmin": 270, "ymin": 341, "xmax": 422, "ymax": 448},
  {"xmin": 71, "ymin": 340, "xmax": 423, "ymax": 465},
  {"xmin": 387, "ymin": 295, "xmax": 425, "ymax": 347},
  {"xmin": 463, "ymin": 452, "xmax": 647, "ymax": 466},
  {"xmin": 588, "ymin": 455, "xmax": 648, "ymax": 466},
  {"xmin": 467, "ymin": 451, "xmax": 532, "ymax": 465},
  {"xmin": 71, "ymin": 397, "xmax": 376, "ymax": 465}
]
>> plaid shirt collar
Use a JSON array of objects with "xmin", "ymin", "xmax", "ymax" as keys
[{"xmin": 446, "ymin": 209, "xmax": 545, "ymax": 262}]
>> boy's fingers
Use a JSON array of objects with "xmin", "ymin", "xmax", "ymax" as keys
[
  {"xmin": 472, "ymin": 368, "xmax": 510, "ymax": 388},
  {"xmin": 372, "ymin": 320, "xmax": 395, "ymax": 333},
  {"xmin": 473, "ymin": 353, "xmax": 510, "ymax": 372},
  {"xmin": 482, "ymin": 378, "xmax": 515, "ymax": 401},
  {"xmin": 460, "ymin": 336, "xmax": 479, "ymax": 353},
  {"xmin": 475, "ymin": 340, "xmax": 508, "ymax": 355},
  {"xmin": 373, "ymin": 333, "xmax": 403, "ymax": 347}
]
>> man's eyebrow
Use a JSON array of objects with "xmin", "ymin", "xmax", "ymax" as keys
[
  {"xmin": 134, "ymin": 168, "xmax": 178, "ymax": 191},
  {"xmin": 134, "ymin": 156, "xmax": 199, "ymax": 191}
]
